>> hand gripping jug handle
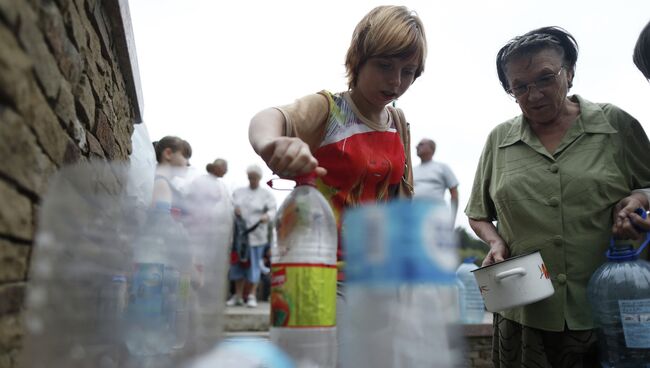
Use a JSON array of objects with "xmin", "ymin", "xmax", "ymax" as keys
[{"xmin": 606, "ymin": 208, "xmax": 650, "ymax": 260}]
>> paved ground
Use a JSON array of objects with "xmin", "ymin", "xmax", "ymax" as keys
[{"xmin": 223, "ymin": 301, "xmax": 270, "ymax": 334}]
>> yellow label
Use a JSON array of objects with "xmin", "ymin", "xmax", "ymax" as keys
[{"xmin": 270, "ymin": 264, "xmax": 336, "ymax": 327}]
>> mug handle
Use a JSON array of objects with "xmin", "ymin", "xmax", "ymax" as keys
[{"xmin": 495, "ymin": 267, "xmax": 527, "ymax": 282}]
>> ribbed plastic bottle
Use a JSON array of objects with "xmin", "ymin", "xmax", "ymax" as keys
[
  {"xmin": 340, "ymin": 200, "xmax": 461, "ymax": 368},
  {"xmin": 587, "ymin": 233, "xmax": 650, "ymax": 368},
  {"xmin": 125, "ymin": 204, "xmax": 192, "ymax": 356},
  {"xmin": 456, "ymin": 257, "xmax": 485, "ymax": 324},
  {"xmin": 270, "ymin": 173, "xmax": 337, "ymax": 367}
]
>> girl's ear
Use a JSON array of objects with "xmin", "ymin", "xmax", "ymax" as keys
[{"xmin": 162, "ymin": 147, "xmax": 173, "ymax": 161}]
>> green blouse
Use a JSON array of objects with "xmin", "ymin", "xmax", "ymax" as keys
[{"xmin": 465, "ymin": 95, "xmax": 650, "ymax": 331}]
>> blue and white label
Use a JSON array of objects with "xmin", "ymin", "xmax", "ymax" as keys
[
  {"xmin": 343, "ymin": 200, "xmax": 458, "ymax": 285},
  {"xmin": 618, "ymin": 298, "xmax": 650, "ymax": 348}
]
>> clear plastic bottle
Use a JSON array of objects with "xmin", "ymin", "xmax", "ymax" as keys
[
  {"xmin": 456, "ymin": 257, "xmax": 485, "ymax": 324},
  {"xmin": 98, "ymin": 274, "xmax": 128, "ymax": 339},
  {"xmin": 340, "ymin": 199, "xmax": 461, "ymax": 368},
  {"xmin": 125, "ymin": 206, "xmax": 191, "ymax": 356},
  {"xmin": 587, "ymin": 235, "xmax": 650, "ymax": 368},
  {"xmin": 270, "ymin": 173, "xmax": 338, "ymax": 367}
]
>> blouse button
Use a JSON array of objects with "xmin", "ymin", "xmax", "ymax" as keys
[
  {"xmin": 557, "ymin": 273, "xmax": 567, "ymax": 284},
  {"xmin": 548, "ymin": 197, "xmax": 559, "ymax": 207},
  {"xmin": 553, "ymin": 236, "xmax": 563, "ymax": 246},
  {"xmin": 549, "ymin": 164, "xmax": 559, "ymax": 173}
]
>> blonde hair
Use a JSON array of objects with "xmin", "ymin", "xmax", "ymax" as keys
[{"xmin": 345, "ymin": 6, "xmax": 427, "ymax": 89}]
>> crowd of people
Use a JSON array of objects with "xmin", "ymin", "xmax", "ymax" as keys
[{"xmin": 146, "ymin": 6, "xmax": 650, "ymax": 366}]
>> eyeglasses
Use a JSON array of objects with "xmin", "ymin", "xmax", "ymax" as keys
[{"xmin": 507, "ymin": 66, "xmax": 565, "ymax": 97}]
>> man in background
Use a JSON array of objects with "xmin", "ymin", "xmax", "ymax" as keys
[{"xmin": 413, "ymin": 138, "xmax": 459, "ymax": 225}]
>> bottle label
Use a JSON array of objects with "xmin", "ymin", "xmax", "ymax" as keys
[
  {"xmin": 129, "ymin": 263, "xmax": 165, "ymax": 319},
  {"xmin": 618, "ymin": 298, "xmax": 650, "ymax": 348},
  {"xmin": 270, "ymin": 263, "xmax": 337, "ymax": 327},
  {"xmin": 343, "ymin": 200, "xmax": 457, "ymax": 285}
]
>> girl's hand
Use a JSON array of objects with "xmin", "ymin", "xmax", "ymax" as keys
[{"xmin": 259, "ymin": 137, "xmax": 327, "ymax": 178}]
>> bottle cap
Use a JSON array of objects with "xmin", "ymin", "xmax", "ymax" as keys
[{"xmin": 294, "ymin": 172, "xmax": 318, "ymax": 187}]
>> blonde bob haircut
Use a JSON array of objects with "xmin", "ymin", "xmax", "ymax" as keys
[{"xmin": 345, "ymin": 5, "xmax": 427, "ymax": 89}]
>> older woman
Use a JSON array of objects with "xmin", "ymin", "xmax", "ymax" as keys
[{"xmin": 465, "ymin": 26, "xmax": 650, "ymax": 367}]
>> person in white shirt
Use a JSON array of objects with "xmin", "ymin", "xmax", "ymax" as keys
[
  {"xmin": 413, "ymin": 138, "xmax": 459, "ymax": 225},
  {"xmin": 227, "ymin": 165, "xmax": 277, "ymax": 308}
]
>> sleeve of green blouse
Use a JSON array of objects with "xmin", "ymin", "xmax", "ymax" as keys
[
  {"xmin": 465, "ymin": 132, "xmax": 498, "ymax": 221},
  {"xmin": 613, "ymin": 106, "xmax": 650, "ymax": 191}
]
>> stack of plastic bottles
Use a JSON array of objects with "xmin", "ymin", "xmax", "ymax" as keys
[{"xmin": 20, "ymin": 161, "xmax": 232, "ymax": 368}]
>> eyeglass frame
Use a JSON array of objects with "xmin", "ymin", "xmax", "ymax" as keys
[{"xmin": 506, "ymin": 66, "xmax": 565, "ymax": 98}]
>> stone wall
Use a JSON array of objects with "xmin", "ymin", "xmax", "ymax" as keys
[
  {"xmin": 0, "ymin": 0, "xmax": 138, "ymax": 366},
  {"xmin": 461, "ymin": 324, "xmax": 493, "ymax": 368}
]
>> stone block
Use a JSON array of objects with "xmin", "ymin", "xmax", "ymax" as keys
[
  {"xmin": 0, "ymin": 283, "xmax": 25, "ymax": 316},
  {"xmin": 59, "ymin": 1, "xmax": 87, "ymax": 53},
  {"xmin": 0, "ymin": 0, "xmax": 20, "ymax": 28},
  {"xmin": 0, "ymin": 311, "xmax": 23, "ymax": 357},
  {"xmin": 16, "ymin": 1, "xmax": 64, "ymax": 101},
  {"xmin": 0, "ymin": 107, "xmax": 56, "ymax": 197},
  {"xmin": 38, "ymin": 2, "xmax": 83, "ymax": 87},
  {"xmin": 20, "ymin": 83, "xmax": 70, "ymax": 166},
  {"xmin": 94, "ymin": 109, "xmax": 118, "ymax": 159},
  {"xmin": 86, "ymin": 131, "xmax": 105, "ymax": 158},
  {"xmin": 0, "ymin": 239, "xmax": 30, "ymax": 283},
  {"xmin": 74, "ymin": 74, "xmax": 95, "ymax": 129},
  {"xmin": 0, "ymin": 24, "xmax": 34, "ymax": 104},
  {"xmin": 0, "ymin": 180, "xmax": 33, "ymax": 241}
]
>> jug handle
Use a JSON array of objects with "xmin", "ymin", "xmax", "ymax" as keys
[
  {"xmin": 607, "ymin": 208, "xmax": 650, "ymax": 259},
  {"xmin": 495, "ymin": 267, "xmax": 526, "ymax": 282}
]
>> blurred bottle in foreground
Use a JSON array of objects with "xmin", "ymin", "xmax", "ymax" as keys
[
  {"xmin": 587, "ymin": 232, "xmax": 650, "ymax": 368},
  {"xmin": 341, "ymin": 200, "xmax": 462, "ymax": 368},
  {"xmin": 456, "ymin": 257, "xmax": 485, "ymax": 324},
  {"xmin": 185, "ymin": 338, "xmax": 295, "ymax": 368},
  {"xmin": 125, "ymin": 204, "xmax": 192, "ymax": 356},
  {"xmin": 270, "ymin": 174, "xmax": 338, "ymax": 367}
]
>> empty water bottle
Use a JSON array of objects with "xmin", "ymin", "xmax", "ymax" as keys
[
  {"xmin": 270, "ymin": 173, "xmax": 338, "ymax": 367},
  {"xmin": 341, "ymin": 200, "xmax": 461, "ymax": 367},
  {"xmin": 456, "ymin": 257, "xmax": 485, "ymax": 324},
  {"xmin": 125, "ymin": 206, "xmax": 192, "ymax": 356},
  {"xmin": 587, "ymin": 230, "xmax": 650, "ymax": 368}
]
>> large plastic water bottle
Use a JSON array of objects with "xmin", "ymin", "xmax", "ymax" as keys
[
  {"xmin": 456, "ymin": 257, "xmax": 485, "ymax": 324},
  {"xmin": 587, "ymin": 232, "xmax": 650, "ymax": 368},
  {"xmin": 341, "ymin": 200, "xmax": 461, "ymax": 367},
  {"xmin": 125, "ymin": 206, "xmax": 192, "ymax": 356},
  {"xmin": 270, "ymin": 173, "xmax": 338, "ymax": 367}
]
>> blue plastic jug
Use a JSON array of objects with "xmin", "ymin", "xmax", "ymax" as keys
[{"xmin": 587, "ymin": 222, "xmax": 650, "ymax": 367}]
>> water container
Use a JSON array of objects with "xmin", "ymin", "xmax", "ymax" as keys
[
  {"xmin": 185, "ymin": 338, "xmax": 295, "ymax": 368},
  {"xmin": 456, "ymin": 257, "xmax": 485, "ymax": 324},
  {"xmin": 587, "ymin": 231, "xmax": 650, "ymax": 368},
  {"xmin": 270, "ymin": 173, "xmax": 338, "ymax": 367},
  {"xmin": 125, "ymin": 207, "xmax": 192, "ymax": 356},
  {"xmin": 340, "ymin": 200, "xmax": 461, "ymax": 368}
]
